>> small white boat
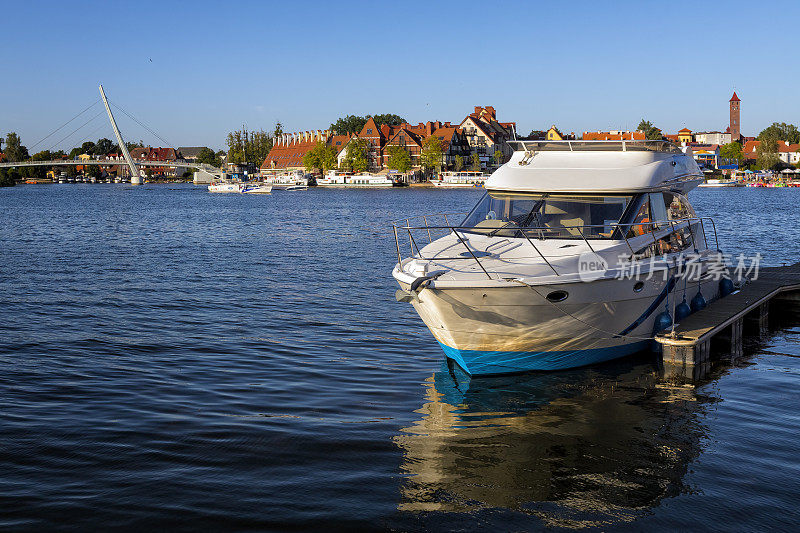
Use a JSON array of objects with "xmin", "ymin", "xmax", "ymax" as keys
[
  {"xmin": 318, "ymin": 171, "xmax": 393, "ymax": 187},
  {"xmin": 429, "ymin": 171, "xmax": 488, "ymax": 188},
  {"xmin": 393, "ymin": 140, "xmax": 725, "ymax": 376},
  {"xmin": 242, "ymin": 182, "xmax": 273, "ymax": 194},
  {"xmin": 208, "ymin": 180, "xmax": 244, "ymax": 193},
  {"xmin": 262, "ymin": 169, "xmax": 309, "ymax": 190},
  {"xmin": 698, "ymin": 178, "xmax": 742, "ymax": 188}
]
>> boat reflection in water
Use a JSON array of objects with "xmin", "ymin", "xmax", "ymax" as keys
[{"xmin": 394, "ymin": 358, "xmax": 712, "ymax": 527}]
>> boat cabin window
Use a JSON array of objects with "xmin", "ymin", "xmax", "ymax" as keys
[
  {"xmin": 627, "ymin": 192, "xmax": 705, "ymax": 258},
  {"xmin": 461, "ymin": 192, "xmax": 633, "ymax": 239}
]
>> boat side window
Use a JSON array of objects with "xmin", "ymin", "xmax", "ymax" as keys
[
  {"xmin": 626, "ymin": 195, "xmax": 653, "ymax": 238},
  {"xmin": 649, "ymin": 193, "xmax": 670, "ymax": 229},
  {"xmin": 663, "ymin": 192, "xmax": 696, "ymax": 220}
]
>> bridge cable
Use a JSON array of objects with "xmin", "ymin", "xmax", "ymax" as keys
[
  {"xmin": 47, "ymin": 109, "xmax": 107, "ymax": 153},
  {"xmin": 108, "ymin": 100, "xmax": 177, "ymax": 151},
  {"xmin": 29, "ymin": 100, "xmax": 101, "ymax": 152}
]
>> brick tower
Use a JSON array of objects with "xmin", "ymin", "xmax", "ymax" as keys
[{"xmin": 729, "ymin": 91, "xmax": 741, "ymax": 141}]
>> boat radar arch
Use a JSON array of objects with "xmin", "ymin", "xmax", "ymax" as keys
[{"xmin": 486, "ymin": 140, "xmax": 703, "ymax": 194}]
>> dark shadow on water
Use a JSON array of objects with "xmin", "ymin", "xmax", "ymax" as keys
[{"xmin": 392, "ymin": 354, "xmax": 715, "ymax": 529}]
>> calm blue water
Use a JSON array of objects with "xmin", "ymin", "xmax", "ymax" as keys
[{"xmin": 1, "ymin": 184, "xmax": 799, "ymax": 531}]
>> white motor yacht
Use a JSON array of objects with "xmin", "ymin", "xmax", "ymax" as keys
[
  {"xmin": 263, "ymin": 170, "xmax": 309, "ymax": 190},
  {"xmin": 318, "ymin": 171, "xmax": 393, "ymax": 187},
  {"xmin": 392, "ymin": 140, "xmax": 725, "ymax": 376},
  {"xmin": 430, "ymin": 170, "xmax": 488, "ymax": 188}
]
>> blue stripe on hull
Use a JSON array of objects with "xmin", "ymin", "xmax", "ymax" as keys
[{"xmin": 438, "ymin": 340, "xmax": 651, "ymax": 376}]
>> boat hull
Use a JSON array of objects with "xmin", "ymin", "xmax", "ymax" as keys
[{"xmin": 399, "ymin": 275, "xmax": 720, "ymax": 375}]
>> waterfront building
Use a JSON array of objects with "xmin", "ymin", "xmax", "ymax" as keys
[
  {"xmin": 129, "ymin": 147, "xmax": 185, "ymax": 177},
  {"xmin": 687, "ymin": 143, "xmax": 720, "ymax": 169},
  {"xmin": 546, "ymin": 125, "xmax": 565, "ymax": 141},
  {"xmin": 678, "ymin": 128, "xmax": 693, "ymax": 144},
  {"xmin": 742, "ymin": 140, "xmax": 800, "ymax": 165},
  {"xmin": 329, "ymin": 133, "xmax": 354, "ymax": 169},
  {"xmin": 261, "ymin": 106, "xmax": 516, "ymax": 173},
  {"xmin": 176, "ymin": 147, "xmax": 205, "ymax": 163},
  {"xmin": 381, "ymin": 127, "xmax": 425, "ymax": 170},
  {"xmin": 429, "ymin": 125, "xmax": 472, "ymax": 169},
  {"xmin": 582, "ymin": 130, "xmax": 646, "ymax": 141},
  {"xmin": 458, "ymin": 106, "xmax": 517, "ymax": 169},
  {"xmin": 694, "ymin": 131, "xmax": 732, "ymax": 145},
  {"xmin": 262, "ymin": 130, "xmax": 331, "ymax": 171}
]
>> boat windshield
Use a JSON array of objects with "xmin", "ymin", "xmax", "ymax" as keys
[{"xmin": 460, "ymin": 192, "xmax": 633, "ymax": 239}]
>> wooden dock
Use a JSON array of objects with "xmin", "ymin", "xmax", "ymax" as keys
[{"xmin": 655, "ymin": 262, "xmax": 800, "ymax": 378}]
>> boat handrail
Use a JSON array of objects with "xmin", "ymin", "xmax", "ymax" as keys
[
  {"xmin": 507, "ymin": 139, "xmax": 684, "ymax": 154},
  {"xmin": 391, "ymin": 216, "xmax": 718, "ymax": 279}
]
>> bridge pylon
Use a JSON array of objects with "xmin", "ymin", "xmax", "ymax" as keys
[{"xmin": 99, "ymin": 85, "xmax": 142, "ymax": 185}]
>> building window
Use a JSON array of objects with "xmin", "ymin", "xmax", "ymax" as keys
[{"xmin": 367, "ymin": 129, "xmax": 372, "ymax": 134}]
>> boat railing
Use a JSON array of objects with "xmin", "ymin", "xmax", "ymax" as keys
[
  {"xmin": 507, "ymin": 139, "xmax": 684, "ymax": 154},
  {"xmin": 392, "ymin": 216, "xmax": 719, "ymax": 279}
]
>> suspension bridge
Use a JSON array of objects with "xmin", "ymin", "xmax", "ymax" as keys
[{"xmin": 0, "ymin": 85, "xmax": 223, "ymax": 184}]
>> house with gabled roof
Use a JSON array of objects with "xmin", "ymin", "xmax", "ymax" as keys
[
  {"xmin": 357, "ymin": 117, "xmax": 386, "ymax": 172},
  {"xmin": 459, "ymin": 106, "xmax": 517, "ymax": 169},
  {"xmin": 382, "ymin": 127, "xmax": 425, "ymax": 170},
  {"xmin": 429, "ymin": 126, "xmax": 472, "ymax": 169}
]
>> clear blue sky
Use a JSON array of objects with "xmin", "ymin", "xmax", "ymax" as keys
[{"xmin": 3, "ymin": 0, "xmax": 799, "ymax": 152}]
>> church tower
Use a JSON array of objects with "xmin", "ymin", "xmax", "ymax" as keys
[{"xmin": 729, "ymin": 92, "xmax": 741, "ymax": 141}]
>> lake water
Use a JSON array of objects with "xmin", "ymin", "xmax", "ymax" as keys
[{"xmin": 1, "ymin": 184, "xmax": 799, "ymax": 531}]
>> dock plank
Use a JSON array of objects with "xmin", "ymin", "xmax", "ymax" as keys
[{"xmin": 657, "ymin": 263, "xmax": 800, "ymax": 343}]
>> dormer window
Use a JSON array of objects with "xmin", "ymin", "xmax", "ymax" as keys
[{"xmin": 367, "ymin": 129, "xmax": 372, "ymax": 134}]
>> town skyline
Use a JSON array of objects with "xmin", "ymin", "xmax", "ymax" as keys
[{"xmin": 4, "ymin": 0, "xmax": 800, "ymax": 150}]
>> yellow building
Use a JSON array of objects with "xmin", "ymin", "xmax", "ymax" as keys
[
  {"xmin": 546, "ymin": 125, "xmax": 564, "ymax": 141},
  {"xmin": 678, "ymin": 128, "xmax": 693, "ymax": 144}
]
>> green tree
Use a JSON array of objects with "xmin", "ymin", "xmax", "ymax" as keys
[
  {"xmin": 470, "ymin": 152, "xmax": 481, "ymax": 171},
  {"xmin": 756, "ymin": 137, "xmax": 780, "ymax": 170},
  {"xmin": 92, "ymin": 138, "xmax": 114, "ymax": 156},
  {"xmin": 453, "ymin": 154, "xmax": 463, "ymax": 171},
  {"xmin": 226, "ymin": 129, "xmax": 246, "ymax": 164},
  {"xmin": 420, "ymin": 136, "xmax": 443, "ymax": 174},
  {"xmin": 4, "ymin": 132, "xmax": 28, "ymax": 162},
  {"xmin": 249, "ymin": 129, "xmax": 273, "ymax": 167},
  {"xmin": 527, "ymin": 130, "xmax": 547, "ymax": 139},
  {"xmin": 372, "ymin": 114, "xmax": 406, "ymax": 127},
  {"xmin": 387, "ymin": 146, "xmax": 412, "ymax": 173},
  {"xmin": 342, "ymin": 138, "xmax": 370, "ymax": 172},
  {"xmin": 493, "ymin": 150, "xmax": 504, "ymax": 166},
  {"xmin": 25, "ymin": 150, "xmax": 55, "ymax": 180},
  {"xmin": 273, "ymin": 121, "xmax": 283, "ymax": 137},
  {"xmin": 69, "ymin": 147, "xmax": 83, "ymax": 159},
  {"xmin": 0, "ymin": 168, "xmax": 20, "ymax": 187},
  {"xmin": 719, "ymin": 142, "xmax": 743, "ymax": 164},
  {"xmin": 80, "ymin": 141, "xmax": 95, "ymax": 154},
  {"xmin": 331, "ymin": 115, "xmax": 369, "ymax": 135},
  {"xmin": 196, "ymin": 147, "xmax": 221, "ymax": 167},
  {"xmin": 758, "ymin": 122, "xmax": 800, "ymax": 144},
  {"xmin": 303, "ymin": 141, "xmax": 337, "ymax": 175},
  {"xmin": 226, "ymin": 127, "xmax": 273, "ymax": 166},
  {"xmin": 636, "ymin": 119, "xmax": 662, "ymax": 140}
]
